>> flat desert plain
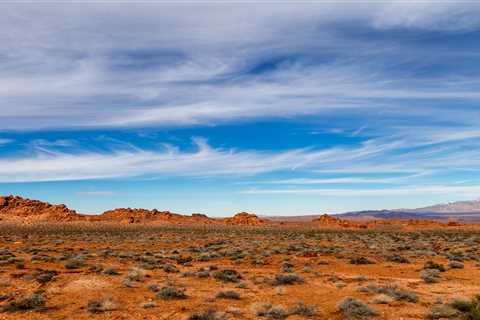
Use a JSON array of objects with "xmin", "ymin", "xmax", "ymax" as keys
[{"xmin": 0, "ymin": 224, "xmax": 479, "ymax": 319}]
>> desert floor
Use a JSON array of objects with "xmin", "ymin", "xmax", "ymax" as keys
[{"xmin": 0, "ymin": 224, "xmax": 479, "ymax": 319}]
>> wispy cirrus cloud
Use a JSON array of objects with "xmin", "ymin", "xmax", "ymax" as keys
[
  {"xmin": 250, "ymin": 174, "xmax": 427, "ymax": 185},
  {"xmin": 1, "ymin": 133, "xmax": 479, "ymax": 185},
  {"xmin": 0, "ymin": 2, "xmax": 479, "ymax": 133},
  {"xmin": 0, "ymin": 139, "xmax": 13, "ymax": 145},
  {"xmin": 0, "ymin": 137, "xmax": 394, "ymax": 183},
  {"xmin": 241, "ymin": 185, "xmax": 480, "ymax": 197}
]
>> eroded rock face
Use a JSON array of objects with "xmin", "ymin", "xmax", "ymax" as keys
[
  {"xmin": 99, "ymin": 208, "xmax": 183, "ymax": 224},
  {"xmin": 311, "ymin": 213, "xmax": 463, "ymax": 230},
  {"xmin": 0, "ymin": 195, "xmax": 81, "ymax": 222},
  {"xmin": 223, "ymin": 212, "xmax": 266, "ymax": 225},
  {"xmin": 312, "ymin": 214, "xmax": 358, "ymax": 228},
  {"xmin": 98, "ymin": 208, "xmax": 217, "ymax": 225}
]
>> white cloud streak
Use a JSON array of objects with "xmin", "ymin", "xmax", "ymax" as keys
[
  {"xmin": 253, "ymin": 175, "xmax": 422, "ymax": 185},
  {"xmin": 241, "ymin": 185, "xmax": 480, "ymax": 197},
  {"xmin": 0, "ymin": 139, "xmax": 13, "ymax": 145},
  {"xmin": 1, "ymin": 133, "xmax": 479, "ymax": 184},
  {"xmin": 0, "ymin": 137, "xmax": 402, "ymax": 183}
]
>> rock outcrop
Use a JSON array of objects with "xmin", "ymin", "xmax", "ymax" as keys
[
  {"xmin": 312, "ymin": 214, "xmax": 358, "ymax": 228},
  {"xmin": 0, "ymin": 195, "xmax": 82, "ymax": 223},
  {"xmin": 0, "ymin": 195, "xmax": 473, "ymax": 229},
  {"xmin": 223, "ymin": 212, "xmax": 266, "ymax": 225},
  {"xmin": 97, "ymin": 208, "xmax": 215, "ymax": 224}
]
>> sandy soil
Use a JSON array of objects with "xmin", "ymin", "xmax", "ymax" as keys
[{"xmin": 0, "ymin": 224, "xmax": 479, "ymax": 319}]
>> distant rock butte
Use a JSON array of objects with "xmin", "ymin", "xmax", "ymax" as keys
[
  {"xmin": 312, "ymin": 214, "xmax": 358, "ymax": 228},
  {"xmin": 97, "ymin": 208, "xmax": 215, "ymax": 224},
  {"xmin": 222, "ymin": 212, "xmax": 266, "ymax": 225}
]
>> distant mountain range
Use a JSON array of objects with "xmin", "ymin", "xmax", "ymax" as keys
[
  {"xmin": 338, "ymin": 199, "xmax": 480, "ymax": 222},
  {"xmin": 410, "ymin": 199, "xmax": 480, "ymax": 213},
  {"xmin": 265, "ymin": 199, "xmax": 480, "ymax": 223}
]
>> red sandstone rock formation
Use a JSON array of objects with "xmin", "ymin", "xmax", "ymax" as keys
[
  {"xmin": 0, "ymin": 195, "xmax": 82, "ymax": 223},
  {"xmin": 223, "ymin": 212, "xmax": 266, "ymax": 225},
  {"xmin": 312, "ymin": 214, "xmax": 358, "ymax": 228},
  {"xmin": 0, "ymin": 195, "xmax": 472, "ymax": 229},
  {"xmin": 97, "ymin": 208, "xmax": 217, "ymax": 224}
]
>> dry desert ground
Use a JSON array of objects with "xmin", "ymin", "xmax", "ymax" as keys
[{"xmin": 0, "ymin": 224, "xmax": 479, "ymax": 320}]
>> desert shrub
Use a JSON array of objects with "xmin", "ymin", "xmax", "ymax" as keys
[
  {"xmin": 64, "ymin": 258, "xmax": 85, "ymax": 269},
  {"xmin": 272, "ymin": 273, "xmax": 304, "ymax": 286},
  {"xmin": 427, "ymin": 304, "xmax": 460, "ymax": 319},
  {"xmin": 449, "ymin": 261, "xmax": 464, "ymax": 269},
  {"xmin": 358, "ymin": 283, "xmax": 418, "ymax": 303},
  {"xmin": 370, "ymin": 294, "xmax": 393, "ymax": 304},
  {"xmin": 103, "ymin": 267, "xmax": 120, "ymax": 275},
  {"xmin": 450, "ymin": 295, "xmax": 480, "ymax": 319},
  {"xmin": 196, "ymin": 268, "xmax": 210, "ymax": 278},
  {"xmin": 126, "ymin": 267, "xmax": 145, "ymax": 281},
  {"xmin": 215, "ymin": 290, "xmax": 240, "ymax": 300},
  {"xmin": 354, "ymin": 275, "xmax": 369, "ymax": 282},
  {"xmin": 162, "ymin": 263, "xmax": 179, "ymax": 273},
  {"xmin": 89, "ymin": 264, "xmax": 104, "ymax": 273},
  {"xmin": 420, "ymin": 269, "xmax": 441, "ymax": 283},
  {"xmin": 87, "ymin": 295, "xmax": 118, "ymax": 313},
  {"xmin": 156, "ymin": 286, "xmax": 187, "ymax": 300},
  {"xmin": 175, "ymin": 255, "xmax": 193, "ymax": 265},
  {"xmin": 146, "ymin": 284, "xmax": 160, "ymax": 292},
  {"xmin": 350, "ymin": 257, "xmax": 374, "ymax": 265},
  {"xmin": 338, "ymin": 297, "xmax": 378, "ymax": 319},
  {"xmin": 290, "ymin": 301, "xmax": 316, "ymax": 317},
  {"xmin": 387, "ymin": 287, "xmax": 418, "ymax": 303},
  {"xmin": 386, "ymin": 255, "xmax": 410, "ymax": 264},
  {"xmin": 1, "ymin": 293, "xmax": 45, "ymax": 312},
  {"xmin": 251, "ymin": 257, "xmax": 267, "ymax": 266},
  {"xmin": 424, "ymin": 261, "xmax": 446, "ymax": 272},
  {"xmin": 281, "ymin": 261, "xmax": 294, "ymax": 273},
  {"xmin": 181, "ymin": 271, "xmax": 194, "ymax": 277},
  {"xmin": 31, "ymin": 254, "xmax": 54, "ymax": 262},
  {"xmin": 214, "ymin": 269, "xmax": 242, "ymax": 283},
  {"xmin": 35, "ymin": 270, "xmax": 57, "ymax": 284},
  {"xmin": 228, "ymin": 250, "xmax": 247, "ymax": 261},
  {"xmin": 255, "ymin": 303, "xmax": 288, "ymax": 319},
  {"xmin": 188, "ymin": 309, "xmax": 225, "ymax": 320}
]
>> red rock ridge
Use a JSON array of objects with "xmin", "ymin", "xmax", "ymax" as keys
[
  {"xmin": 0, "ymin": 195, "xmax": 82, "ymax": 222},
  {"xmin": 96, "ymin": 208, "xmax": 216, "ymax": 224},
  {"xmin": 222, "ymin": 212, "xmax": 266, "ymax": 225},
  {"xmin": 312, "ymin": 214, "xmax": 359, "ymax": 228}
]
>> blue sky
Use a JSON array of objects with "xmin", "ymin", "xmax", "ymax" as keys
[{"xmin": 1, "ymin": 2, "xmax": 480, "ymax": 216}]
